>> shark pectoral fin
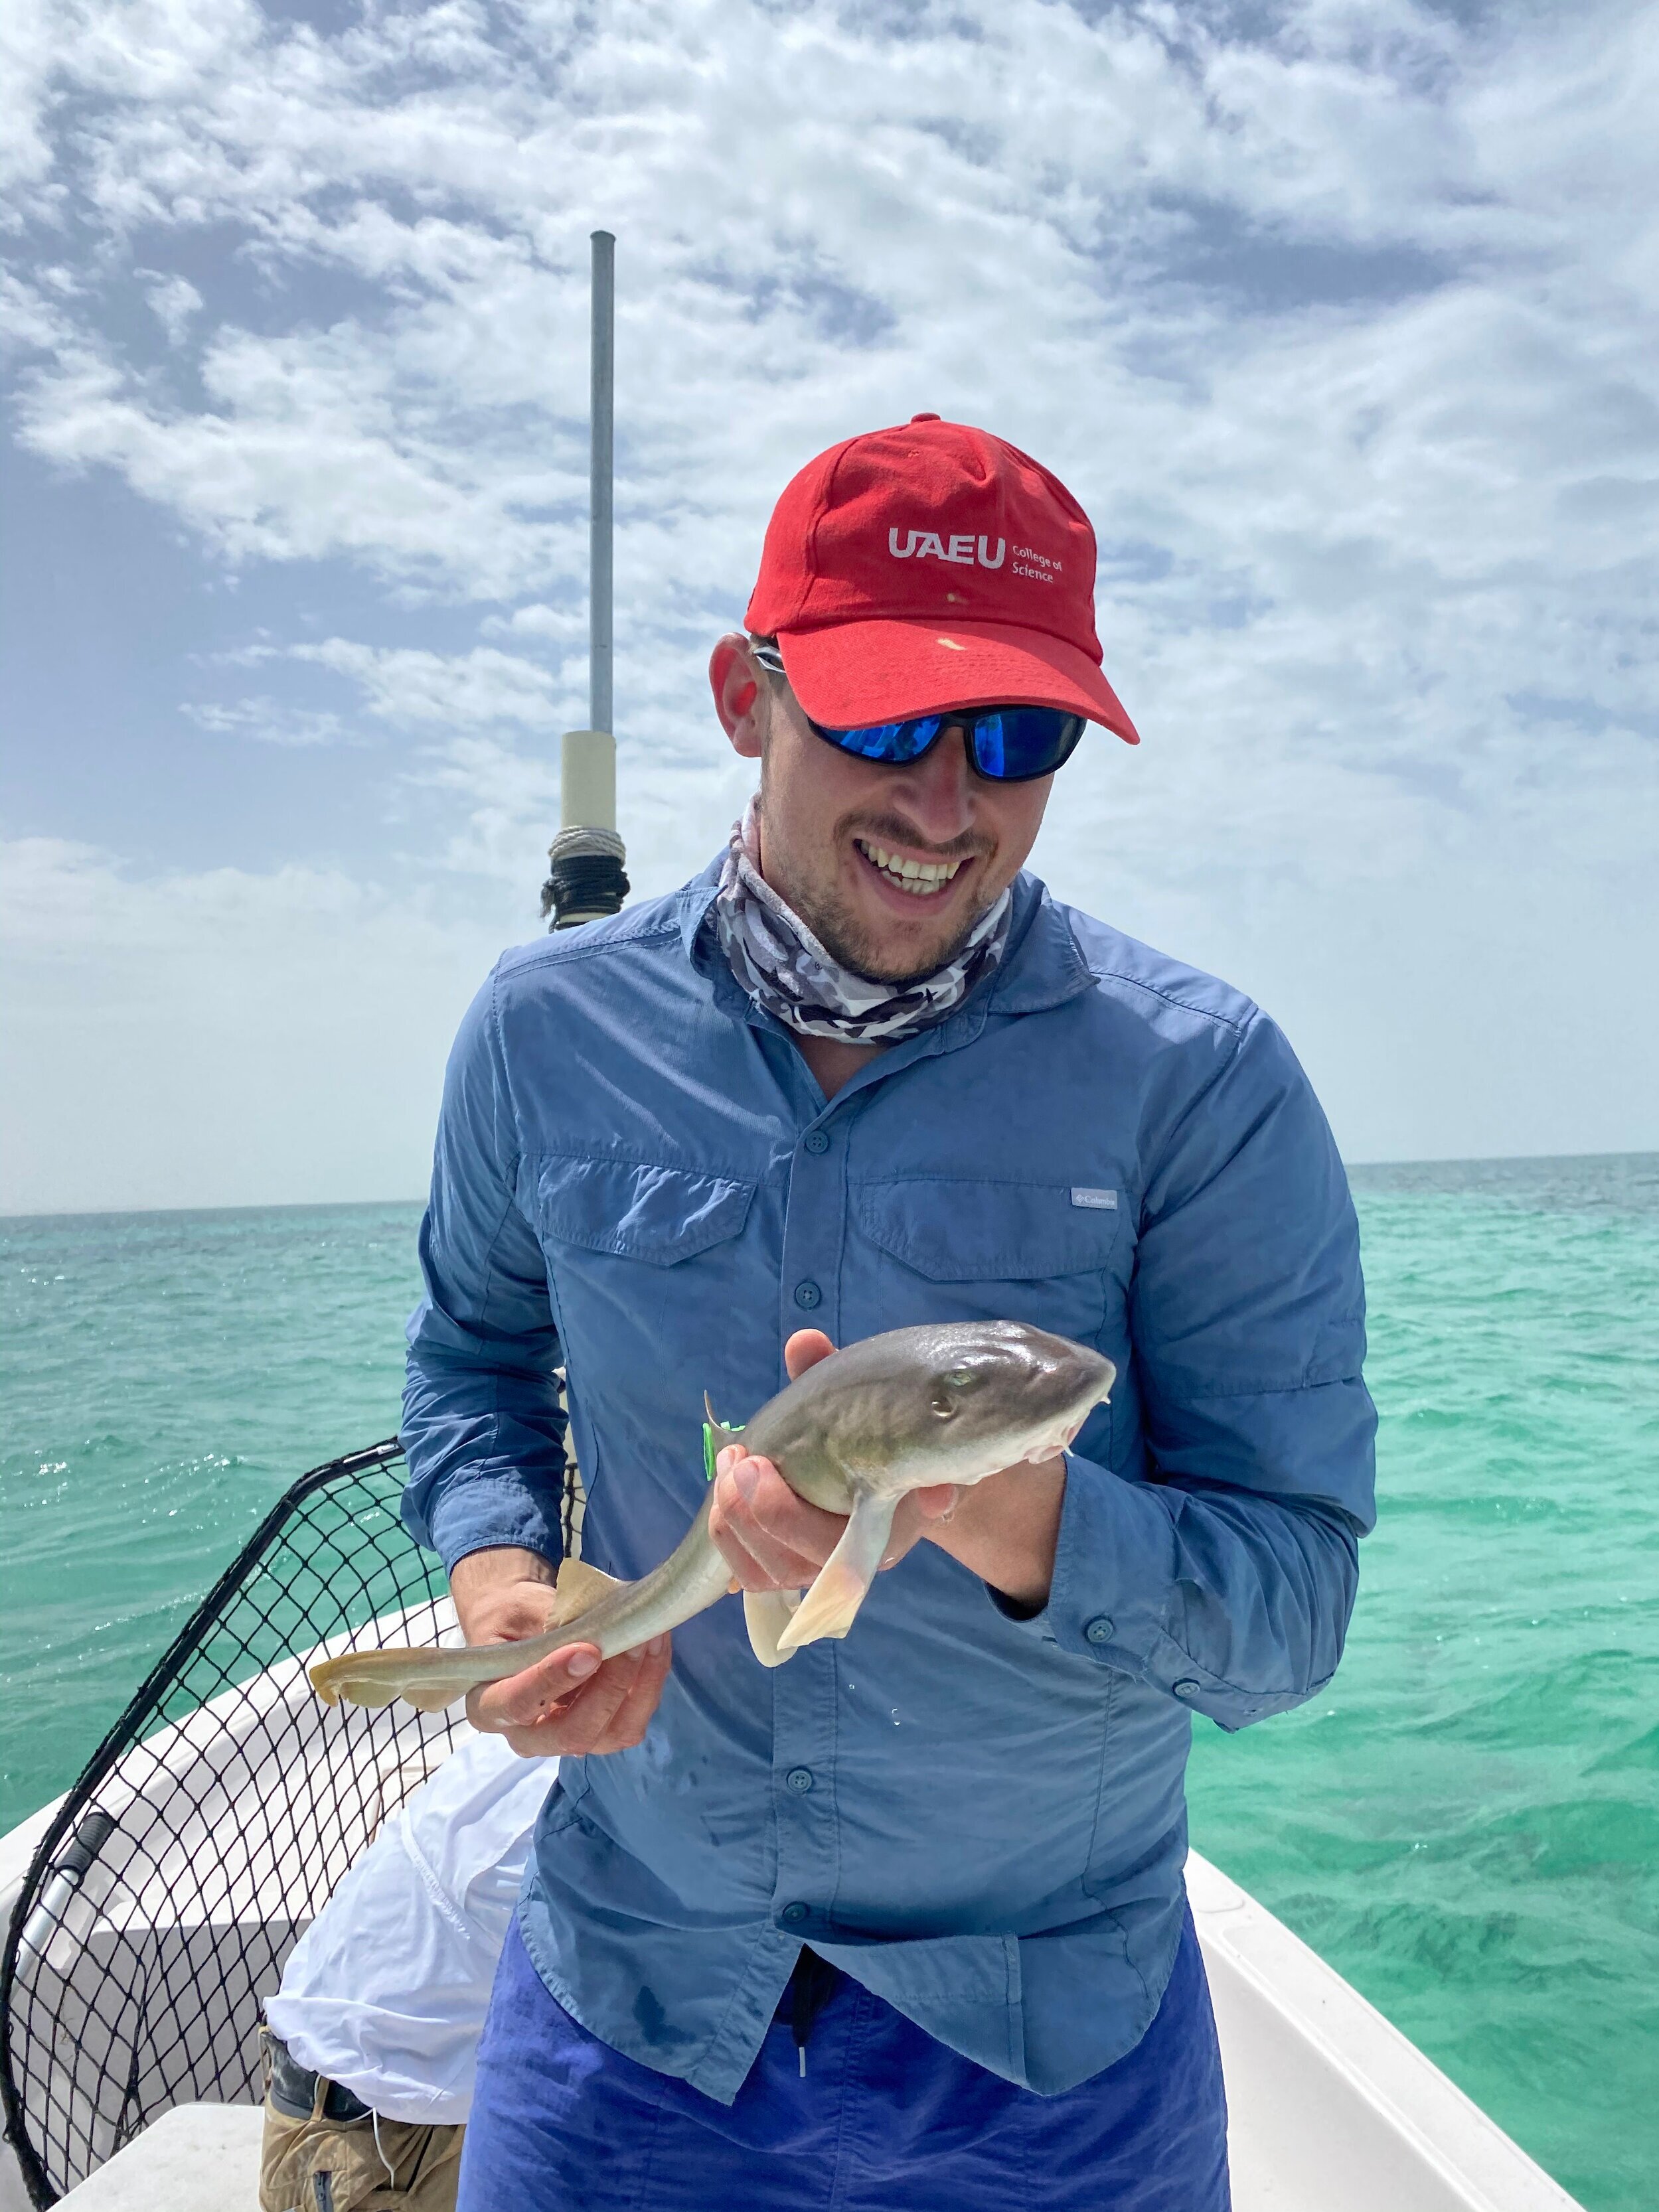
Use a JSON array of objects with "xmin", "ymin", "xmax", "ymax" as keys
[
  {"xmin": 546, "ymin": 1558, "xmax": 623, "ymax": 1631},
  {"xmin": 744, "ymin": 1588, "xmax": 803, "ymax": 1668},
  {"xmin": 775, "ymin": 1495, "xmax": 899, "ymax": 1655}
]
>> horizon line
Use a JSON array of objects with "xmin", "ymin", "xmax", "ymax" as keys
[{"xmin": 3, "ymin": 1147, "xmax": 1655, "ymax": 1227}]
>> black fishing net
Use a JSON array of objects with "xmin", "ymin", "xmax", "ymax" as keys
[{"xmin": 0, "ymin": 1441, "xmax": 461, "ymax": 2206}]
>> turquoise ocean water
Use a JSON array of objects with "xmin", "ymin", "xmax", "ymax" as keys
[{"xmin": 2, "ymin": 1157, "xmax": 1656, "ymax": 2207}]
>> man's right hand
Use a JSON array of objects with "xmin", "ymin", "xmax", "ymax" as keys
[{"xmin": 449, "ymin": 1546, "xmax": 672, "ymax": 1760}]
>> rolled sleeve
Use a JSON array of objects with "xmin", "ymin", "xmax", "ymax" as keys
[
  {"xmin": 993, "ymin": 1005, "xmax": 1377, "ymax": 1730},
  {"xmin": 400, "ymin": 966, "xmax": 568, "ymax": 1576},
  {"xmin": 1039, "ymin": 1437, "xmax": 1363, "ymax": 1729}
]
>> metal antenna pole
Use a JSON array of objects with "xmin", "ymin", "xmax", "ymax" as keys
[
  {"xmin": 590, "ymin": 228, "xmax": 614, "ymax": 738},
  {"xmin": 542, "ymin": 230, "xmax": 629, "ymax": 930}
]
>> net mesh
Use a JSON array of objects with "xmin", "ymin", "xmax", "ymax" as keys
[{"xmin": 0, "ymin": 1440, "xmax": 461, "ymax": 2207}]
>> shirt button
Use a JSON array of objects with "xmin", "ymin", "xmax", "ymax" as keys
[
  {"xmin": 785, "ymin": 1767, "xmax": 815, "ymax": 1793},
  {"xmin": 803, "ymin": 1131, "xmax": 829, "ymax": 1155},
  {"xmin": 1084, "ymin": 1616, "xmax": 1115, "ymax": 1645},
  {"xmin": 781, "ymin": 1901, "xmax": 810, "ymax": 1926},
  {"xmin": 793, "ymin": 1280, "xmax": 822, "ymax": 1309},
  {"xmin": 1173, "ymin": 1678, "xmax": 1202, "ymax": 1700}
]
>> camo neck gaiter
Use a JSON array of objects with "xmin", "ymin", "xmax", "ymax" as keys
[{"xmin": 712, "ymin": 796, "xmax": 1012, "ymax": 1045}]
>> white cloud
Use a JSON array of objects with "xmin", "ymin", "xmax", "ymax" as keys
[
  {"xmin": 12, "ymin": 319, "xmax": 576, "ymax": 593},
  {"xmin": 185, "ymin": 695, "xmax": 355, "ymax": 746},
  {"xmin": 0, "ymin": 0, "xmax": 64, "ymax": 199},
  {"xmin": 138, "ymin": 268, "xmax": 203, "ymax": 346},
  {"xmin": 3, "ymin": 0, "xmax": 1657, "ymax": 1205},
  {"xmin": 291, "ymin": 639, "xmax": 571, "ymax": 728}
]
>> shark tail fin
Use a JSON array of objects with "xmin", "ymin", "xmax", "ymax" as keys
[{"xmin": 309, "ymin": 1648, "xmax": 473, "ymax": 1714}]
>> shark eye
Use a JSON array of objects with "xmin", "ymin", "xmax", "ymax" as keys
[{"xmin": 931, "ymin": 1368, "xmax": 977, "ymax": 1418}]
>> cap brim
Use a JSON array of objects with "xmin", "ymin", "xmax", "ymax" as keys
[{"xmin": 777, "ymin": 618, "xmax": 1139, "ymax": 746}]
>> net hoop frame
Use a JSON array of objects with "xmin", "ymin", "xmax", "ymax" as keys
[{"xmin": 0, "ymin": 1438, "xmax": 453, "ymax": 2207}]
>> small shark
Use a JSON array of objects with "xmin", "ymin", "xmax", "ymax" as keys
[{"xmin": 309, "ymin": 1319, "xmax": 1113, "ymax": 1714}]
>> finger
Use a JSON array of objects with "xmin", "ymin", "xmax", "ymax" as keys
[
  {"xmin": 553, "ymin": 1645, "xmax": 665, "ymax": 1755},
  {"xmin": 878, "ymin": 1491, "xmax": 957, "ymax": 1569},
  {"xmin": 732, "ymin": 1455, "xmax": 846, "ymax": 1562},
  {"xmin": 467, "ymin": 1641, "xmax": 601, "ymax": 1734},
  {"xmin": 878, "ymin": 1496, "xmax": 925, "ymax": 1569},
  {"xmin": 710, "ymin": 1458, "xmax": 836, "ymax": 1570},
  {"xmin": 709, "ymin": 1522, "xmax": 776, "ymax": 1590},
  {"xmin": 710, "ymin": 1459, "xmax": 840, "ymax": 1587},
  {"xmin": 599, "ymin": 1634, "xmax": 672, "ymax": 1750},
  {"xmin": 501, "ymin": 1714, "xmax": 587, "ymax": 1757},
  {"xmin": 497, "ymin": 1653, "xmax": 651, "ymax": 1759},
  {"xmin": 708, "ymin": 1513, "xmax": 819, "ymax": 1593},
  {"xmin": 715, "ymin": 1441, "xmax": 837, "ymax": 1562},
  {"xmin": 784, "ymin": 1329, "xmax": 836, "ymax": 1380}
]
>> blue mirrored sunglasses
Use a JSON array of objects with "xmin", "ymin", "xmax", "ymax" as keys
[{"xmin": 751, "ymin": 644, "xmax": 1086, "ymax": 783}]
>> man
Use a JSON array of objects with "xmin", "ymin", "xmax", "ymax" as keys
[
  {"xmin": 402, "ymin": 414, "xmax": 1376, "ymax": 2211},
  {"xmin": 256, "ymin": 1727, "xmax": 548, "ymax": 2211}
]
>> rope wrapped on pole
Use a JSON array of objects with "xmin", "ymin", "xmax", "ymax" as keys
[{"xmin": 540, "ymin": 823, "xmax": 629, "ymax": 927}]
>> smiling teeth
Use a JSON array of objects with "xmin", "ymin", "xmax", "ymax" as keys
[{"xmin": 856, "ymin": 840, "xmax": 964, "ymax": 895}]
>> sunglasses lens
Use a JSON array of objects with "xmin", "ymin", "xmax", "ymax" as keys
[
  {"xmin": 971, "ymin": 709, "xmax": 1085, "ymax": 780},
  {"xmin": 821, "ymin": 716, "xmax": 945, "ymax": 763},
  {"xmin": 813, "ymin": 709, "xmax": 1085, "ymax": 778}
]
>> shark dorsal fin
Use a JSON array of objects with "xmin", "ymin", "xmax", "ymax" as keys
[
  {"xmin": 703, "ymin": 1392, "xmax": 746, "ymax": 1471},
  {"xmin": 545, "ymin": 1558, "xmax": 623, "ymax": 1629}
]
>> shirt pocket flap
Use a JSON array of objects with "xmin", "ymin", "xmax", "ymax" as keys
[
  {"xmin": 534, "ymin": 1155, "xmax": 755, "ymax": 1266},
  {"xmin": 853, "ymin": 1178, "xmax": 1123, "ymax": 1283}
]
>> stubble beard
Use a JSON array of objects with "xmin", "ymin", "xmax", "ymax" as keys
[
  {"xmin": 753, "ymin": 741, "xmax": 998, "ymax": 982},
  {"xmin": 789, "ymin": 861, "xmax": 998, "ymax": 985}
]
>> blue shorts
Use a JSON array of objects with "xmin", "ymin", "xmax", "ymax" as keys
[{"xmin": 459, "ymin": 1907, "xmax": 1229, "ymax": 2211}]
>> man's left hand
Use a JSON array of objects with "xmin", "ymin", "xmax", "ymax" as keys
[{"xmin": 706, "ymin": 1329, "xmax": 1067, "ymax": 1610}]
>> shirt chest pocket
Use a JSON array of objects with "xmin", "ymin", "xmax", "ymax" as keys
[
  {"xmin": 850, "ymin": 1177, "xmax": 1125, "ymax": 1353},
  {"xmin": 532, "ymin": 1153, "xmax": 755, "ymax": 1264},
  {"xmin": 529, "ymin": 1153, "xmax": 758, "ymax": 1368}
]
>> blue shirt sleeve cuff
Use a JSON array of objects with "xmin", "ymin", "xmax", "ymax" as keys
[
  {"xmin": 428, "ymin": 1475, "xmax": 566, "ymax": 1579},
  {"xmin": 985, "ymin": 1451, "xmax": 1352, "ymax": 1730},
  {"xmin": 1051, "ymin": 1448, "xmax": 1183, "ymax": 1665},
  {"xmin": 983, "ymin": 1449, "xmax": 1177, "ymax": 1673}
]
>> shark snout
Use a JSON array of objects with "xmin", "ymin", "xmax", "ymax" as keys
[{"xmin": 1040, "ymin": 1344, "xmax": 1115, "ymax": 1434}]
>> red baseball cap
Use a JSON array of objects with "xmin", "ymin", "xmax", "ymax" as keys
[{"xmin": 744, "ymin": 414, "xmax": 1139, "ymax": 745}]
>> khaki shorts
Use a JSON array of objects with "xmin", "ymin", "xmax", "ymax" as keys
[{"xmin": 257, "ymin": 2034, "xmax": 463, "ymax": 2212}]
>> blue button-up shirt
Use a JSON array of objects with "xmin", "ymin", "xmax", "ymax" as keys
[{"xmin": 401, "ymin": 860, "xmax": 1376, "ymax": 2102}]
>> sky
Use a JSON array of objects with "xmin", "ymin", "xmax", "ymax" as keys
[{"xmin": 2, "ymin": 0, "xmax": 1656, "ymax": 1215}]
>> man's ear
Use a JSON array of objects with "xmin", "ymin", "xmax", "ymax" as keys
[{"xmin": 710, "ymin": 634, "xmax": 766, "ymax": 759}]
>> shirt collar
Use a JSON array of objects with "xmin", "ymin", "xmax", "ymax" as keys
[{"xmin": 677, "ymin": 852, "xmax": 726, "ymax": 962}]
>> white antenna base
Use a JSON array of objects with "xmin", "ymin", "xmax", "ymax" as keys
[{"xmin": 543, "ymin": 731, "xmax": 628, "ymax": 928}]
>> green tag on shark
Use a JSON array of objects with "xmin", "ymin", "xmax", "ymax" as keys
[{"xmin": 703, "ymin": 1418, "xmax": 744, "ymax": 1483}]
